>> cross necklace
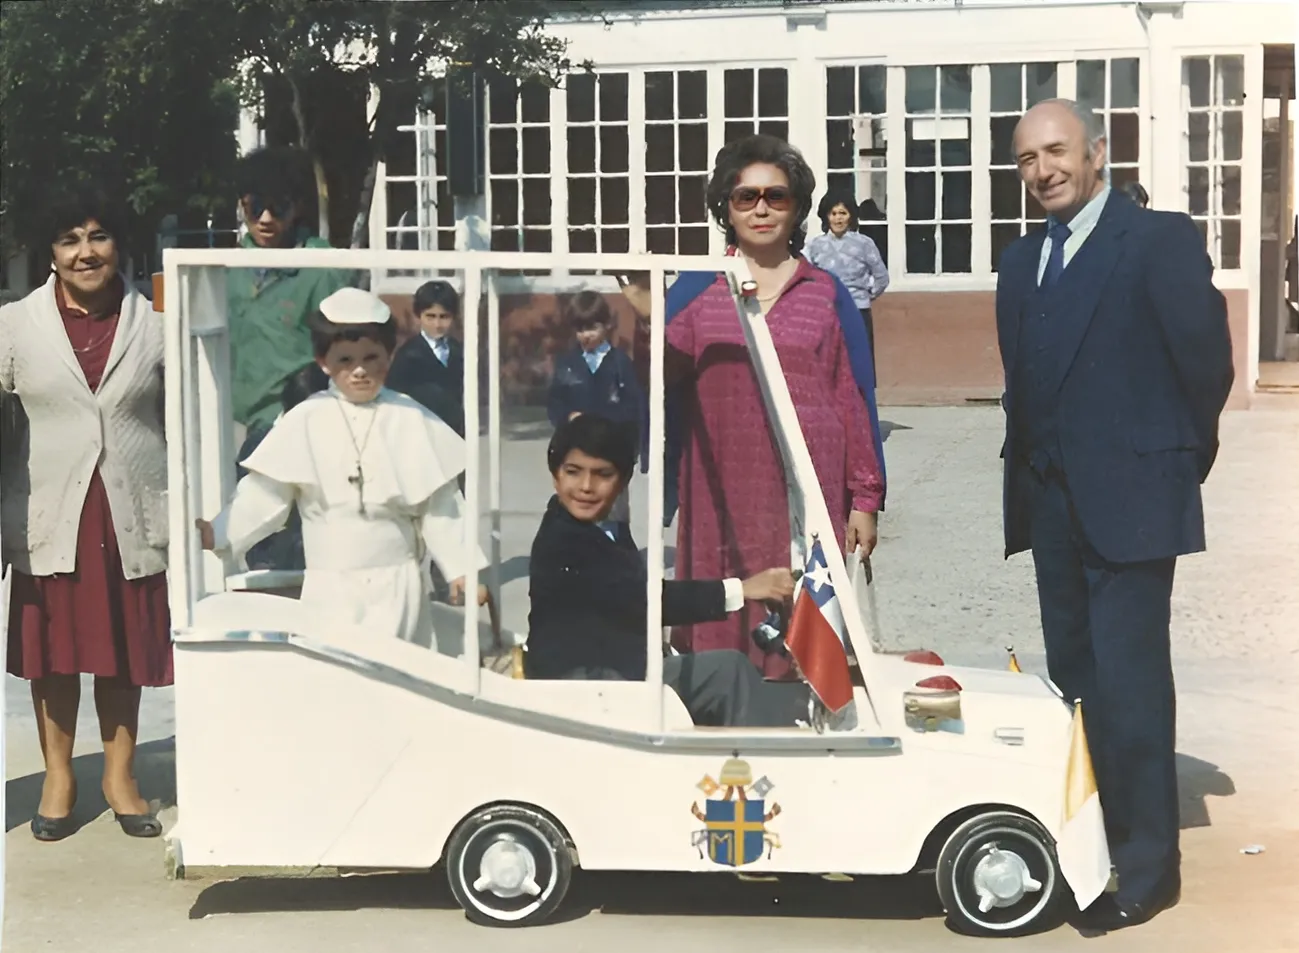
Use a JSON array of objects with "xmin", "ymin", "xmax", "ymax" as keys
[{"xmin": 335, "ymin": 397, "xmax": 380, "ymax": 514}]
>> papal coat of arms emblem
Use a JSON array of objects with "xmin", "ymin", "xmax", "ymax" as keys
[{"xmin": 690, "ymin": 758, "xmax": 781, "ymax": 867}]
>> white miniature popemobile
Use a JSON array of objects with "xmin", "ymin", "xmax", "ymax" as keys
[{"xmin": 160, "ymin": 248, "xmax": 1111, "ymax": 937}]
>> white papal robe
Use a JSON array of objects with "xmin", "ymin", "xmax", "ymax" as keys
[{"xmin": 211, "ymin": 385, "xmax": 487, "ymax": 645}]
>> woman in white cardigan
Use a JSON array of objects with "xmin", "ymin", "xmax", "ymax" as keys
[{"xmin": 1, "ymin": 187, "xmax": 169, "ymax": 841}]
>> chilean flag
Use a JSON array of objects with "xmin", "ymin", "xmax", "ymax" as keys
[{"xmin": 786, "ymin": 540, "xmax": 854, "ymax": 713}]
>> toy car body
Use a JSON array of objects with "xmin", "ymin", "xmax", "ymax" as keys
[{"xmin": 160, "ymin": 248, "xmax": 1097, "ymax": 936}]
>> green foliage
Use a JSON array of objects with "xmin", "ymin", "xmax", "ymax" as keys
[{"xmin": 0, "ymin": 0, "xmax": 241, "ymax": 264}]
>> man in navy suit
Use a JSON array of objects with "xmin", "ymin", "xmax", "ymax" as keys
[{"xmin": 997, "ymin": 100, "xmax": 1234, "ymax": 932}]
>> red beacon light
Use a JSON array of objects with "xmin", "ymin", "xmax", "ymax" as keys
[
  {"xmin": 916, "ymin": 675, "xmax": 963, "ymax": 692},
  {"xmin": 903, "ymin": 650, "xmax": 945, "ymax": 666}
]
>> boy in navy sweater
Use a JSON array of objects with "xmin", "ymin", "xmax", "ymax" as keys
[{"xmin": 547, "ymin": 291, "xmax": 644, "ymax": 532}]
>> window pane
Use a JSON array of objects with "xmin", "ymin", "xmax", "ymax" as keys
[
  {"xmin": 601, "ymin": 178, "xmax": 629, "ymax": 225},
  {"xmin": 489, "ymin": 77, "xmax": 517, "ymax": 124},
  {"xmin": 827, "ymin": 172, "xmax": 855, "ymax": 198},
  {"xmin": 858, "ymin": 65, "xmax": 886, "ymax": 114},
  {"xmin": 569, "ymin": 228, "xmax": 596, "ymax": 253},
  {"xmin": 567, "ymin": 73, "xmax": 596, "ymax": 123},
  {"xmin": 680, "ymin": 227, "xmax": 710, "ymax": 255},
  {"xmin": 990, "ymin": 169, "xmax": 1023, "ymax": 219},
  {"xmin": 1025, "ymin": 63, "xmax": 1057, "ymax": 107},
  {"xmin": 940, "ymin": 65, "xmax": 971, "ymax": 113},
  {"xmin": 387, "ymin": 180, "xmax": 415, "ymax": 229},
  {"xmin": 522, "ymin": 179, "xmax": 550, "ymax": 226},
  {"xmin": 678, "ymin": 176, "xmax": 708, "ymax": 224},
  {"xmin": 906, "ymin": 225, "xmax": 937, "ymax": 273},
  {"xmin": 569, "ymin": 179, "xmax": 596, "ymax": 226},
  {"xmin": 601, "ymin": 228, "xmax": 629, "ymax": 253},
  {"xmin": 758, "ymin": 119, "xmax": 789, "ymax": 141},
  {"xmin": 991, "ymin": 222, "xmax": 1023, "ymax": 271},
  {"xmin": 647, "ymin": 226, "xmax": 676, "ymax": 254},
  {"xmin": 758, "ymin": 68, "xmax": 788, "ymax": 117},
  {"xmin": 645, "ymin": 72, "xmax": 674, "ymax": 121},
  {"xmin": 520, "ymin": 84, "xmax": 550, "ymax": 123},
  {"xmin": 599, "ymin": 126, "xmax": 629, "ymax": 173},
  {"xmin": 827, "ymin": 120, "xmax": 854, "ymax": 168},
  {"xmin": 1185, "ymin": 58, "xmax": 1211, "ymax": 108},
  {"xmin": 827, "ymin": 66, "xmax": 854, "ymax": 116},
  {"xmin": 1077, "ymin": 60, "xmax": 1106, "ymax": 109},
  {"xmin": 1216, "ymin": 56, "xmax": 1245, "ymax": 107},
  {"xmin": 940, "ymin": 131, "xmax": 972, "ymax": 167},
  {"xmin": 489, "ymin": 128, "xmax": 518, "ymax": 175},
  {"xmin": 490, "ymin": 180, "xmax": 518, "ymax": 226},
  {"xmin": 990, "ymin": 64, "xmax": 1022, "ymax": 112},
  {"xmin": 678, "ymin": 71, "xmax": 707, "ymax": 119},
  {"xmin": 991, "ymin": 116, "xmax": 1018, "ymax": 165},
  {"xmin": 1188, "ymin": 167, "xmax": 1210, "ymax": 216},
  {"xmin": 646, "ymin": 125, "xmax": 674, "ymax": 174},
  {"xmin": 599, "ymin": 73, "xmax": 629, "ymax": 121},
  {"xmin": 436, "ymin": 179, "xmax": 455, "ymax": 227},
  {"xmin": 521, "ymin": 127, "xmax": 549, "ymax": 175},
  {"xmin": 1188, "ymin": 112, "xmax": 1210, "ymax": 163},
  {"xmin": 942, "ymin": 171, "xmax": 972, "ymax": 219},
  {"xmin": 646, "ymin": 176, "xmax": 675, "ymax": 225},
  {"xmin": 725, "ymin": 120, "xmax": 754, "ymax": 144},
  {"xmin": 568, "ymin": 127, "xmax": 595, "ymax": 174},
  {"xmin": 906, "ymin": 171, "xmax": 936, "ymax": 220},
  {"xmin": 725, "ymin": 69, "xmax": 754, "ymax": 118},
  {"xmin": 905, "ymin": 118, "xmax": 936, "ymax": 166},
  {"xmin": 1221, "ymin": 165, "xmax": 1242, "ymax": 216},
  {"xmin": 1111, "ymin": 58, "xmax": 1140, "ymax": 108},
  {"xmin": 1221, "ymin": 219, "xmax": 1240, "ymax": 268},
  {"xmin": 1109, "ymin": 166, "xmax": 1139, "ymax": 193},
  {"xmin": 1221, "ymin": 111, "xmax": 1243, "ymax": 162},
  {"xmin": 941, "ymin": 224, "xmax": 972, "ymax": 273},
  {"xmin": 679, "ymin": 123, "xmax": 709, "ymax": 172},
  {"xmin": 1109, "ymin": 113, "xmax": 1139, "ymax": 164},
  {"xmin": 906, "ymin": 66, "xmax": 936, "ymax": 113},
  {"xmin": 521, "ymin": 229, "xmax": 551, "ymax": 253}
]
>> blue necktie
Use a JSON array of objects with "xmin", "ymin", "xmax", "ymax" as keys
[
  {"xmin": 1040, "ymin": 221, "xmax": 1072, "ymax": 290},
  {"xmin": 584, "ymin": 350, "xmax": 601, "ymax": 373}
]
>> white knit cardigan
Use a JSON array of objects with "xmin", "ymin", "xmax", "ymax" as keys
[{"xmin": 0, "ymin": 275, "xmax": 168, "ymax": 579}]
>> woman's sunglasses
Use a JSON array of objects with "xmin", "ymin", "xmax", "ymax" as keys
[{"xmin": 729, "ymin": 186, "xmax": 793, "ymax": 212}]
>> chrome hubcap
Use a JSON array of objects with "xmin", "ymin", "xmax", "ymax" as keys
[{"xmin": 970, "ymin": 846, "xmax": 1042, "ymax": 913}]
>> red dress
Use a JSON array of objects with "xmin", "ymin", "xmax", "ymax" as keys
[
  {"xmin": 6, "ymin": 282, "xmax": 173, "ymax": 687},
  {"xmin": 666, "ymin": 262, "xmax": 884, "ymax": 678}
]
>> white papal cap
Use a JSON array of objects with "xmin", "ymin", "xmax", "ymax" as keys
[{"xmin": 318, "ymin": 286, "xmax": 392, "ymax": 325}]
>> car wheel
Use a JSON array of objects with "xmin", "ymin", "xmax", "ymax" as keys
[
  {"xmin": 935, "ymin": 810, "xmax": 1065, "ymax": 937},
  {"xmin": 445, "ymin": 804, "xmax": 574, "ymax": 927}
]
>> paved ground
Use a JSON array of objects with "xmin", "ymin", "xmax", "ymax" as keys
[{"xmin": 5, "ymin": 400, "xmax": 1299, "ymax": 952}]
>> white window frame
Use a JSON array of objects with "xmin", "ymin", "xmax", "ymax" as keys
[{"xmin": 1179, "ymin": 52, "xmax": 1248, "ymax": 272}]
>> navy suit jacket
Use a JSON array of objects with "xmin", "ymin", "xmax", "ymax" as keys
[
  {"xmin": 386, "ymin": 334, "xmax": 465, "ymax": 437},
  {"xmin": 997, "ymin": 192, "xmax": 1234, "ymax": 564}
]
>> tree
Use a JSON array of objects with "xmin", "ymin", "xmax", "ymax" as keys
[
  {"xmin": 0, "ymin": 0, "xmax": 242, "ymax": 272},
  {"xmin": 226, "ymin": 0, "xmax": 593, "ymax": 248}
]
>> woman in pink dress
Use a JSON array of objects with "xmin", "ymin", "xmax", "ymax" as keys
[
  {"xmin": 658, "ymin": 135, "xmax": 886, "ymax": 679},
  {"xmin": 1, "ymin": 187, "xmax": 170, "ymax": 841}
]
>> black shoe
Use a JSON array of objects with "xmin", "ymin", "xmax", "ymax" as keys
[
  {"xmin": 114, "ymin": 812, "xmax": 163, "ymax": 838},
  {"xmin": 30, "ymin": 813, "xmax": 76, "ymax": 842},
  {"xmin": 1079, "ymin": 879, "xmax": 1180, "ymax": 933}
]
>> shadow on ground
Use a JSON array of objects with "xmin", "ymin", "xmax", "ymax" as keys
[
  {"xmin": 188, "ymin": 868, "xmax": 943, "ymax": 924},
  {"xmin": 4, "ymin": 736, "xmax": 177, "ymax": 834}
]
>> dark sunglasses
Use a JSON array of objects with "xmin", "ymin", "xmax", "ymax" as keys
[
  {"xmin": 729, "ymin": 186, "xmax": 793, "ymax": 212},
  {"xmin": 242, "ymin": 194, "xmax": 294, "ymax": 219}
]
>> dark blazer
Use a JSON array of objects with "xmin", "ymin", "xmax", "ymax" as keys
[
  {"xmin": 546, "ymin": 345, "xmax": 644, "ymax": 441},
  {"xmin": 997, "ymin": 191, "xmax": 1235, "ymax": 564},
  {"xmin": 526, "ymin": 496, "xmax": 726, "ymax": 680},
  {"xmin": 387, "ymin": 334, "xmax": 465, "ymax": 437}
]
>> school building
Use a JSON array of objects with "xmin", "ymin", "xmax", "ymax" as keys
[{"xmin": 368, "ymin": 0, "xmax": 1295, "ymax": 408}]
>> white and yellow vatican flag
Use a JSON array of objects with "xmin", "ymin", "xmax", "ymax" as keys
[{"xmin": 1057, "ymin": 702, "xmax": 1112, "ymax": 910}]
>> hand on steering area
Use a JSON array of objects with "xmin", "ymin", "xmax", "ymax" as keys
[
  {"xmin": 741, "ymin": 568, "xmax": 796, "ymax": 605},
  {"xmin": 449, "ymin": 577, "xmax": 490, "ymax": 607},
  {"xmin": 846, "ymin": 510, "xmax": 879, "ymax": 558}
]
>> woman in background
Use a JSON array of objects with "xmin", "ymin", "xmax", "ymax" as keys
[{"xmin": 803, "ymin": 189, "xmax": 890, "ymax": 380}]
